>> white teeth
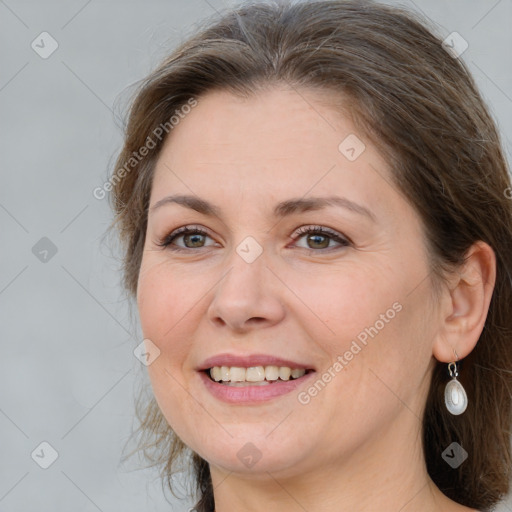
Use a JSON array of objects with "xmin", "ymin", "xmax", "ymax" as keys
[
  {"xmin": 291, "ymin": 368, "xmax": 305, "ymax": 379},
  {"xmin": 220, "ymin": 366, "xmax": 230, "ymax": 381},
  {"xmin": 208, "ymin": 365, "xmax": 307, "ymax": 383},
  {"xmin": 246, "ymin": 366, "xmax": 265, "ymax": 382},
  {"xmin": 265, "ymin": 365, "xmax": 279, "ymax": 381},
  {"xmin": 279, "ymin": 367, "xmax": 291, "ymax": 381},
  {"xmin": 230, "ymin": 367, "xmax": 246, "ymax": 382},
  {"xmin": 211, "ymin": 366, "xmax": 222, "ymax": 382}
]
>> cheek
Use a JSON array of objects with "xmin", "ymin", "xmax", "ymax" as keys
[
  {"xmin": 136, "ymin": 258, "xmax": 207, "ymax": 401},
  {"xmin": 136, "ymin": 260, "xmax": 203, "ymax": 435},
  {"xmin": 290, "ymin": 262, "xmax": 405, "ymax": 344},
  {"xmin": 137, "ymin": 258, "xmax": 203, "ymax": 340},
  {"xmin": 293, "ymin": 261, "xmax": 428, "ymax": 393}
]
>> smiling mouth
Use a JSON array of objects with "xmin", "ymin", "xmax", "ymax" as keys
[{"xmin": 204, "ymin": 366, "xmax": 315, "ymax": 386}]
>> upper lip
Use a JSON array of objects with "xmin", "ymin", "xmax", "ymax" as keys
[{"xmin": 197, "ymin": 353, "xmax": 315, "ymax": 371}]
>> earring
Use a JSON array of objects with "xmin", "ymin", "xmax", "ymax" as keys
[{"xmin": 444, "ymin": 351, "xmax": 468, "ymax": 415}]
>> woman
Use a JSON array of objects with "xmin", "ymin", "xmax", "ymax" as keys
[{"xmin": 110, "ymin": 1, "xmax": 512, "ymax": 511}]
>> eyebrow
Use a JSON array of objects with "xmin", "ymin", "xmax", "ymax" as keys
[{"xmin": 150, "ymin": 194, "xmax": 376, "ymax": 222}]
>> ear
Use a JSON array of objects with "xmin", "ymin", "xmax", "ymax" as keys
[{"xmin": 432, "ymin": 240, "xmax": 496, "ymax": 363}]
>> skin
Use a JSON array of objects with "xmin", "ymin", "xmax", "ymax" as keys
[{"xmin": 137, "ymin": 86, "xmax": 495, "ymax": 512}]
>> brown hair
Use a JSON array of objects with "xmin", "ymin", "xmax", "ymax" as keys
[{"xmin": 110, "ymin": 1, "xmax": 512, "ymax": 510}]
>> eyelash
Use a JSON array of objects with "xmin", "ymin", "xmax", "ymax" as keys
[{"xmin": 155, "ymin": 224, "xmax": 351, "ymax": 253}]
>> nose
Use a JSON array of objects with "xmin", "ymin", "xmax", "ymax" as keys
[{"xmin": 206, "ymin": 249, "xmax": 286, "ymax": 333}]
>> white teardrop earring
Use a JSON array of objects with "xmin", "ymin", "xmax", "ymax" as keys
[{"xmin": 444, "ymin": 351, "xmax": 468, "ymax": 415}]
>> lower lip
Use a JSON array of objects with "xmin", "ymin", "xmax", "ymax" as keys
[{"xmin": 199, "ymin": 370, "xmax": 316, "ymax": 404}]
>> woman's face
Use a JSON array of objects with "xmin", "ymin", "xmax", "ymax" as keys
[{"xmin": 137, "ymin": 87, "xmax": 439, "ymax": 478}]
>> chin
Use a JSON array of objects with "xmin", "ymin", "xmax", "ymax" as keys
[{"xmin": 190, "ymin": 430, "xmax": 313, "ymax": 477}]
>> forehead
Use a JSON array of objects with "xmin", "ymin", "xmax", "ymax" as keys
[
  {"xmin": 160, "ymin": 87, "xmax": 348, "ymax": 153},
  {"xmin": 152, "ymin": 87, "xmax": 388, "ymax": 197}
]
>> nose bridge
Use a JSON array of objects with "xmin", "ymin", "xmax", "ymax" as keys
[
  {"xmin": 207, "ymin": 235, "xmax": 285, "ymax": 329},
  {"xmin": 218, "ymin": 235, "xmax": 268, "ymax": 300}
]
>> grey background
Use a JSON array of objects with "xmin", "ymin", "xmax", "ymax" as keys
[{"xmin": 1, "ymin": 0, "xmax": 511, "ymax": 510}]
